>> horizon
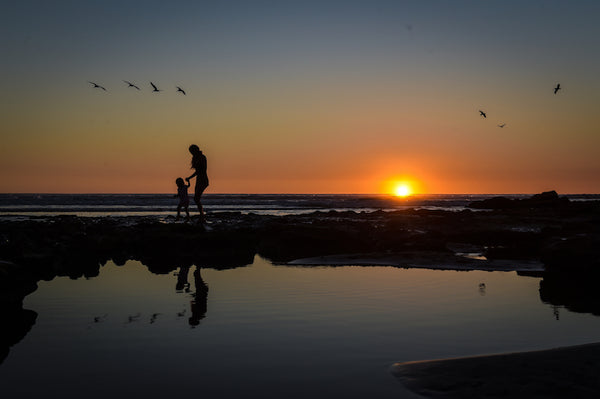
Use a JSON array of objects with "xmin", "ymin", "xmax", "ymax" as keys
[
  {"xmin": 2, "ymin": 1, "xmax": 599, "ymax": 195},
  {"xmin": 1, "ymin": 191, "xmax": 597, "ymax": 196}
]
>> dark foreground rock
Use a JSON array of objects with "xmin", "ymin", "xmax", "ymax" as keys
[
  {"xmin": 1, "ymin": 194, "xmax": 599, "ymax": 287},
  {"xmin": 539, "ymin": 269, "xmax": 600, "ymax": 316},
  {"xmin": 0, "ymin": 260, "xmax": 38, "ymax": 364}
]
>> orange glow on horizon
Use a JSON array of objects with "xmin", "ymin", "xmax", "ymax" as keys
[{"xmin": 381, "ymin": 177, "xmax": 424, "ymax": 197}]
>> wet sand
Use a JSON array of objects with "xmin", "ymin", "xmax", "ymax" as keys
[
  {"xmin": 289, "ymin": 251, "xmax": 545, "ymax": 272},
  {"xmin": 392, "ymin": 342, "xmax": 600, "ymax": 398}
]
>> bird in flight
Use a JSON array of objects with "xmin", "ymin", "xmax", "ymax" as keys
[
  {"xmin": 124, "ymin": 80, "xmax": 140, "ymax": 90},
  {"xmin": 498, "ymin": 123, "xmax": 506, "ymax": 128},
  {"xmin": 88, "ymin": 81, "xmax": 106, "ymax": 91},
  {"xmin": 150, "ymin": 82, "xmax": 162, "ymax": 92},
  {"xmin": 479, "ymin": 110, "xmax": 486, "ymax": 118},
  {"xmin": 554, "ymin": 83, "xmax": 561, "ymax": 94},
  {"xmin": 176, "ymin": 86, "xmax": 186, "ymax": 95}
]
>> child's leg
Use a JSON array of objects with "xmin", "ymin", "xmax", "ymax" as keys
[
  {"xmin": 194, "ymin": 197, "xmax": 206, "ymax": 222},
  {"xmin": 176, "ymin": 204, "xmax": 182, "ymax": 220}
]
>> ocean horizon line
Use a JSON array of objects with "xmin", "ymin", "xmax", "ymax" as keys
[{"xmin": 1, "ymin": 192, "xmax": 598, "ymax": 196}]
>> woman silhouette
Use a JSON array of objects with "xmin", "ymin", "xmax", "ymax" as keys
[{"xmin": 185, "ymin": 144, "xmax": 209, "ymax": 222}]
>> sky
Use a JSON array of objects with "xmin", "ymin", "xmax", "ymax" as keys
[{"xmin": 1, "ymin": 0, "xmax": 599, "ymax": 194}]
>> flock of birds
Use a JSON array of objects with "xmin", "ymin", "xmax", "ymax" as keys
[
  {"xmin": 88, "ymin": 80, "xmax": 186, "ymax": 95},
  {"xmin": 478, "ymin": 83, "xmax": 562, "ymax": 128},
  {"xmin": 90, "ymin": 80, "xmax": 563, "ymax": 124}
]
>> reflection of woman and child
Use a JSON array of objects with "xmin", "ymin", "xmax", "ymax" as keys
[
  {"xmin": 174, "ymin": 144, "xmax": 209, "ymax": 223},
  {"xmin": 176, "ymin": 266, "xmax": 209, "ymax": 327}
]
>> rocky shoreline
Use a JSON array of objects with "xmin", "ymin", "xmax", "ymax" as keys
[{"xmin": 1, "ymin": 191, "xmax": 600, "ymax": 364}]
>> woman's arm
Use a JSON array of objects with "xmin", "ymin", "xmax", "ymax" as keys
[{"xmin": 186, "ymin": 171, "xmax": 197, "ymax": 181}]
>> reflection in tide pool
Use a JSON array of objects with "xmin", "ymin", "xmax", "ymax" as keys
[{"xmin": 2, "ymin": 256, "xmax": 600, "ymax": 398}]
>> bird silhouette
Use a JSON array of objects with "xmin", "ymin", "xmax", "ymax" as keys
[
  {"xmin": 498, "ymin": 123, "xmax": 506, "ymax": 128},
  {"xmin": 479, "ymin": 110, "xmax": 486, "ymax": 118},
  {"xmin": 554, "ymin": 83, "xmax": 561, "ymax": 94},
  {"xmin": 88, "ymin": 81, "xmax": 106, "ymax": 91},
  {"xmin": 124, "ymin": 80, "xmax": 140, "ymax": 90},
  {"xmin": 150, "ymin": 82, "xmax": 162, "ymax": 92},
  {"xmin": 176, "ymin": 86, "xmax": 186, "ymax": 95}
]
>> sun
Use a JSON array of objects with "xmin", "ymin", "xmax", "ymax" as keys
[
  {"xmin": 382, "ymin": 176, "xmax": 422, "ymax": 197},
  {"xmin": 393, "ymin": 183, "xmax": 412, "ymax": 198}
]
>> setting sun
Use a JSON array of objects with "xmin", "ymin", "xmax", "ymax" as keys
[
  {"xmin": 381, "ymin": 177, "xmax": 422, "ymax": 197},
  {"xmin": 394, "ymin": 184, "xmax": 412, "ymax": 197}
]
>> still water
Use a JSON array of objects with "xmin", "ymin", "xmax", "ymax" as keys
[{"xmin": 2, "ymin": 256, "xmax": 600, "ymax": 398}]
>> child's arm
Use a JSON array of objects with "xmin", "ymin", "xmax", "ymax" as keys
[{"xmin": 186, "ymin": 171, "xmax": 197, "ymax": 182}]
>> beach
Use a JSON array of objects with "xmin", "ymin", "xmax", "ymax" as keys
[
  {"xmin": 1, "ymin": 193, "xmax": 600, "ymax": 396},
  {"xmin": 392, "ymin": 343, "xmax": 600, "ymax": 398}
]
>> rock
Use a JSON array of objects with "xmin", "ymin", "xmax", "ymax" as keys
[
  {"xmin": 531, "ymin": 190, "xmax": 559, "ymax": 201},
  {"xmin": 468, "ymin": 196, "xmax": 515, "ymax": 209},
  {"xmin": 540, "ymin": 270, "xmax": 600, "ymax": 316},
  {"xmin": 0, "ymin": 308, "xmax": 37, "ymax": 364},
  {"xmin": 468, "ymin": 190, "xmax": 570, "ymax": 209},
  {"xmin": 541, "ymin": 235, "xmax": 600, "ymax": 272}
]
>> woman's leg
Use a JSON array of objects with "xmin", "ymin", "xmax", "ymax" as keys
[{"xmin": 194, "ymin": 183, "xmax": 207, "ymax": 222}]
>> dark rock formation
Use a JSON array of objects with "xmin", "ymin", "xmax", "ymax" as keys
[
  {"xmin": 539, "ymin": 270, "xmax": 600, "ymax": 316},
  {"xmin": 468, "ymin": 190, "xmax": 570, "ymax": 209},
  {"xmin": 0, "ymin": 308, "xmax": 37, "ymax": 364},
  {"xmin": 0, "ymin": 261, "xmax": 38, "ymax": 364}
]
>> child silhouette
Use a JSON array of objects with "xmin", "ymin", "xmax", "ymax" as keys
[{"xmin": 174, "ymin": 177, "xmax": 191, "ymax": 221}]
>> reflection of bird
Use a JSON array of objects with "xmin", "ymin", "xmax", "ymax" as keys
[
  {"xmin": 89, "ymin": 81, "xmax": 106, "ymax": 91},
  {"xmin": 479, "ymin": 110, "xmax": 486, "ymax": 118},
  {"xmin": 176, "ymin": 86, "xmax": 186, "ymax": 95},
  {"xmin": 93, "ymin": 314, "xmax": 108, "ymax": 323},
  {"xmin": 124, "ymin": 80, "xmax": 140, "ymax": 90},
  {"xmin": 127, "ymin": 313, "xmax": 141, "ymax": 323},
  {"xmin": 150, "ymin": 82, "xmax": 161, "ymax": 92},
  {"xmin": 498, "ymin": 123, "xmax": 506, "ymax": 128},
  {"xmin": 554, "ymin": 83, "xmax": 561, "ymax": 94},
  {"xmin": 150, "ymin": 313, "xmax": 161, "ymax": 324},
  {"xmin": 478, "ymin": 282, "xmax": 486, "ymax": 295}
]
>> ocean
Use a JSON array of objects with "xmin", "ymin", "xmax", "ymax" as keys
[{"xmin": 2, "ymin": 193, "xmax": 597, "ymax": 219}]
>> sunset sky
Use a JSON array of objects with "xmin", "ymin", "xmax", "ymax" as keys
[{"xmin": 2, "ymin": 1, "xmax": 599, "ymax": 194}]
